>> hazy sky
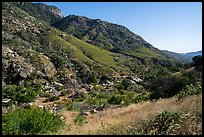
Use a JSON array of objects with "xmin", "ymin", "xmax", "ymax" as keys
[{"xmin": 41, "ymin": 2, "xmax": 202, "ymax": 53}]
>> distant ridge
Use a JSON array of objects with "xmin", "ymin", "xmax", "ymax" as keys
[
  {"xmin": 162, "ymin": 50, "xmax": 202, "ymax": 63},
  {"xmin": 184, "ymin": 50, "xmax": 202, "ymax": 57}
]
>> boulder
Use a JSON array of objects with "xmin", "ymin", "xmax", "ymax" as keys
[
  {"xmin": 19, "ymin": 70, "xmax": 27, "ymax": 78},
  {"xmin": 90, "ymin": 109, "xmax": 97, "ymax": 114},
  {"xmin": 81, "ymin": 111, "xmax": 90, "ymax": 116}
]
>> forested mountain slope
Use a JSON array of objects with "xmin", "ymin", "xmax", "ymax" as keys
[{"xmin": 3, "ymin": 2, "xmax": 201, "ymax": 135}]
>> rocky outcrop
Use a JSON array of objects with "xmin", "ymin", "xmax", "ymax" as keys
[
  {"xmin": 48, "ymin": 6, "xmax": 64, "ymax": 18},
  {"xmin": 8, "ymin": 2, "xmax": 63, "ymax": 25},
  {"xmin": 2, "ymin": 46, "xmax": 35, "ymax": 84},
  {"xmin": 30, "ymin": 53, "xmax": 57, "ymax": 80}
]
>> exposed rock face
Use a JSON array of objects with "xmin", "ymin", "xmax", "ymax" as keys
[
  {"xmin": 9, "ymin": 2, "xmax": 63, "ymax": 25},
  {"xmin": 48, "ymin": 6, "xmax": 64, "ymax": 18},
  {"xmin": 2, "ymin": 46, "xmax": 35, "ymax": 84}
]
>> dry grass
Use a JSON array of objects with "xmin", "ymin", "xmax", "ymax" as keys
[{"xmin": 52, "ymin": 94, "xmax": 201, "ymax": 135}]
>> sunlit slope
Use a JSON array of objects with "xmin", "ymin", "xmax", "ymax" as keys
[{"xmin": 46, "ymin": 30, "xmax": 129, "ymax": 74}]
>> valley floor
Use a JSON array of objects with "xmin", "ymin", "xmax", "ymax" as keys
[{"xmin": 50, "ymin": 94, "xmax": 202, "ymax": 135}]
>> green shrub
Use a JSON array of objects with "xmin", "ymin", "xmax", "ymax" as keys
[
  {"xmin": 86, "ymin": 96, "xmax": 108, "ymax": 106},
  {"xmin": 192, "ymin": 55, "xmax": 202, "ymax": 69},
  {"xmin": 121, "ymin": 78, "xmax": 133, "ymax": 90},
  {"xmin": 131, "ymin": 93, "xmax": 149, "ymax": 104},
  {"xmin": 2, "ymin": 108, "xmax": 64, "ymax": 135},
  {"xmin": 65, "ymin": 100, "xmax": 75, "ymax": 110},
  {"xmin": 148, "ymin": 76, "xmax": 184, "ymax": 100},
  {"xmin": 144, "ymin": 68, "xmax": 158, "ymax": 80},
  {"xmin": 39, "ymin": 92, "xmax": 50, "ymax": 98},
  {"xmin": 89, "ymin": 73, "xmax": 98, "ymax": 83},
  {"xmin": 74, "ymin": 114, "xmax": 87, "ymax": 126},
  {"xmin": 144, "ymin": 111, "xmax": 181, "ymax": 135},
  {"xmin": 180, "ymin": 69, "xmax": 202, "ymax": 86},
  {"xmin": 2, "ymin": 85, "xmax": 40, "ymax": 103},
  {"xmin": 65, "ymin": 100, "xmax": 81, "ymax": 111},
  {"xmin": 74, "ymin": 92, "xmax": 87, "ymax": 102},
  {"xmin": 107, "ymin": 95, "xmax": 123, "ymax": 105},
  {"xmin": 66, "ymin": 102, "xmax": 74, "ymax": 111},
  {"xmin": 7, "ymin": 100, "xmax": 14, "ymax": 107},
  {"xmin": 176, "ymin": 82, "xmax": 202, "ymax": 100}
]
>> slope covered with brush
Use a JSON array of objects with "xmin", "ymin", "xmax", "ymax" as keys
[
  {"xmin": 52, "ymin": 14, "xmax": 176, "ymax": 66},
  {"xmin": 10, "ymin": 2, "xmax": 63, "ymax": 25}
]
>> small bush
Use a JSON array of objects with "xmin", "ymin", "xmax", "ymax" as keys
[
  {"xmin": 65, "ymin": 100, "xmax": 74, "ymax": 111},
  {"xmin": 74, "ymin": 114, "xmax": 87, "ymax": 126},
  {"xmin": 148, "ymin": 76, "xmax": 184, "ymax": 100},
  {"xmin": 2, "ymin": 85, "xmax": 40, "ymax": 103},
  {"xmin": 107, "ymin": 95, "xmax": 123, "ymax": 105},
  {"xmin": 89, "ymin": 73, "xmax": 98, "ymax": 83},
  {"xmin": 131, "ymin": 93, "xmax": 149, "ymax": 104},
  {"xmin": 144, "ymin": 111, "xmax": 181, "ymax": 135},
  {"xmin": 121, "ymin": 78, "xmax": 133, "ymax": 90},
  {"xmin": 39, "ymin": 92, "xmax": 50, "ymax": 98},
  {"xmin": 176, "ymin": 82, "xmax": 202, "ymax": 100},
  {"xmin": 192, "ymin": 55, "xmax": 202, "ymax": 69},
  {"xmin": 66, "ymin": 102, "xmax": 74, "ymax": 111},
  {"xmin": 2, "ymin": 108, "xmax": 64, "ymax": 135},
  {"xmin": 65, "ymin": 100, "xmax": 81, "ymax": 111},
  {"xmin": 74, "ymin": 92, "xmax": 87, "ymax": 102}
]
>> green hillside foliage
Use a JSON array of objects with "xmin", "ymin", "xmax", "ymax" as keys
[
  {"xmin": 145, "ymin": 67, "xmax": 202, "ymax": 100},
  {"xmin": 52, "ymin": 15, "xmax": 176, "ymax": 67},
  {"xmin": 2, "ymin": 108, "xmax": 64, "ymax": 135},
  {"xmin": 2, "ymin": 85, "xmax": 42, "ymax": 104},
  {"xmin": 10, "ymin": 2, "xmax": 63, "ymax": 25}
]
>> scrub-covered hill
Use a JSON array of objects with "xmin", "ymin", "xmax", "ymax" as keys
[{"xmin": 2, "ymin": 2, "xmax": 201, "ymax": 135}]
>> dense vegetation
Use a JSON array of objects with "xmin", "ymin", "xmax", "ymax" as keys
[
  {"xmin": 2, "ymin": 108, "xmax": 64, "ymax": 135},
  {"xmin": 10, "ymin": 2, "xmax": 63, "ymax": 24},
  {"xmin": 52, "ymin": 14, "xmax": 176, "ymax": 67},
  {"xmin": 2, "ymin": 84, "xmax": 42, "ymax": 104}
]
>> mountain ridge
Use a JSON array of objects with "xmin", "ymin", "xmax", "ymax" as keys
[
  {"xmin": 2, "ymin": 1, "xmax": 180, "ymax": 91},
  {"xmin": 162, "ymin": 50, "xmax": 202, "ymax": 63},
  {"xmin": 2, "ymin": 2, "xmax": 202, "ymax": 135},
  {"xmin": 51, "ymin": 14, "xmax": 172, "ymax": 60},
  {"xmin": 184, "ymin": 50, "xmax": 202, "ymax": 57},
  {"xmin": 10, "ymin": 2, "xmax": 64, "ymax": 24}
]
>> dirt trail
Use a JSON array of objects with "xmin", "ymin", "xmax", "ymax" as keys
[
  {"xmin": 55, "ymin": 94, "xmax": 201, "ymax": 135},
  {"xmin": 32, "ymin": 95, "xmax": 69, "ymax": 109},
  {"xmin": 173, "ymin": 67, "xmax": 195, "ymax": 76}
]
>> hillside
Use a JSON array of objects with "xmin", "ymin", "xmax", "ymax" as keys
[
  {"xmin": 52, "ymin": 14, "xmax": 176, "ymax": 66},
  {"xmin": 161, "ymin": 50, "xmax": 202, "ymax": 63},
  {"xmin": 2, "ymin": 2, "xmax": 202, "ymax": 135},
  {"xmin": 185, "ymin": 50, "xmax": 202, "ymax": 57},
  {"xmin": 161, "ymin": 50, "xmax": 192, "ymax": 62},
  {"xmin": 2, "ymin": 2, "xmax": 120, "ymax": 88},
  {"xmin": 10, "ymin": 2, "xmax": 63, "ymax": 24},
  {"xmin": 2, "ymin": 2, "xmax": 180, "ymax": 88}
]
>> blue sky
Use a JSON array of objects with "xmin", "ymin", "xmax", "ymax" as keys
[{"xmin": 40, "ymin": 2, "xmax": 202, "ymax": 53}]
